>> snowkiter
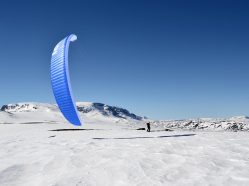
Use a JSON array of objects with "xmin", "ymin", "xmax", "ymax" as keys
[{"xmin": 146, "ymin": 122, "xmax": 151, "ymax": 132}]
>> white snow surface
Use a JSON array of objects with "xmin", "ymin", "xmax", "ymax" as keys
[
  {"xmin": 0, "ymin": 102, "xmax": 249, "ymax": 186},
  {"xmin": 1, "ymin": 122, "xmax": 249, "ymax": 186}
]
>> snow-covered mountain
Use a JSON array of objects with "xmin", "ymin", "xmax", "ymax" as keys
[
  {"xmin": 1, "ymin": 103, "xmax": 58, "ymax": 113},
  {"xmin": 1, "ymin": 102, "xmax": 249, "ymax": 131},
  {"xmin": 0, "ymin": 102, "xmax": 144, "ymax": 124},
  {"xmin": 76, "ymin": 102, "xmax": 143, "ymax": 120}
]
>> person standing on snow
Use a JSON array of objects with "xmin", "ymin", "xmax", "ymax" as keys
[{"xmin": 146, "ymin": 122, "xmax": 151, "ymax": 132}]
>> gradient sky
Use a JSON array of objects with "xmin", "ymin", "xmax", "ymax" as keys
[{"xmin": 0, "ymin": 0, "xmax": 249, "ymax": 120}]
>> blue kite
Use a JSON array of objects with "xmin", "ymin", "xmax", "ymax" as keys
[{"xmin": 50, "ymin": 34, "xmax": 81, "ymax": 126}]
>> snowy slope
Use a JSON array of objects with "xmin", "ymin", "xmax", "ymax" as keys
[
  {"xmin": 0, "ymin": 102, "xmax": 144, "ymax": 125},
  {"xmin": 1, "ymin": 102, "xmax": 249, "ymax": 131},
  {"xmin": 77, "ymin": 102, "xmax": 143, "ymax": 120},
  {"xmin": 0, "ymin": 103, "xmax": 64, "ymax": 124}
]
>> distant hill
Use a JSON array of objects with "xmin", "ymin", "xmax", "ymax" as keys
[
  {"xmin": 0, "ymin": 102, "xmax": 144, "ymax": 124},
  {"xmin": 1, "ymin": 102, "xmax": 249, "ymax": 131}
]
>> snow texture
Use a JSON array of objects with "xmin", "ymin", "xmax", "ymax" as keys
[{"xmin": 0, "ymin": 102, "xmax": 249, "ymax": 186}]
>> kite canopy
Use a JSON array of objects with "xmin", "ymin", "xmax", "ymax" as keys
[{"xmin": 50, "ymin": 34, "xmax": 81, "ymax": 126}]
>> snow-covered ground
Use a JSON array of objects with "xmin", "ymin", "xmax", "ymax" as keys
[
  {"xmin": 0, "ymin": 102, "xmax": 249, "ymax": 186},
  {"xmin": 1, "ymin": 122, "xmax": 249, "ymax": 186},
  {"xmin": 152, "ymin": 116, "xmax": 249, "ymax": 132}
]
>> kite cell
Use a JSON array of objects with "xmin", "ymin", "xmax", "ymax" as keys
[{"xmin": 50, "ymin": 34, "xmax": 81, "ymax": 126}]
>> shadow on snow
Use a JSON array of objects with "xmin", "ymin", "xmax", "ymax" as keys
[
  {"xmin": 49, "ymin": 129, "xmax": 101, "ymax": 131},
  {"xmin": 92, "ymin": 134, "xmax": 196, "ymax": 140}
]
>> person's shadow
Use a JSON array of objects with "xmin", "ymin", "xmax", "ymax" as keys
[{"xmin": 93, "ymin": 134, "xmax": 196, "ymax": 140}]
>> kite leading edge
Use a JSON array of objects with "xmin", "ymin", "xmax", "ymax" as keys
[{"xmin": 50, "ymin": 34, "xmax": 81, "ymax": 126}]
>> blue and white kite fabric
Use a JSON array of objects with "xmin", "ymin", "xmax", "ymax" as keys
[{"xmin": 50, "ymin": 34, "xmax": 81, "ymax": 126}]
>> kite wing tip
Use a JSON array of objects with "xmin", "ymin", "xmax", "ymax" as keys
[
  {"xmin": 70, "ymin": 34, "xmax": 77, "ymax": 42},
  {"xmin": 73, "ymin": 120, "xmax": 82, "ymax": 126}
]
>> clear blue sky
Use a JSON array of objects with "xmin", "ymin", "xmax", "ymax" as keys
[{"xmin": 0, "ymin": 0, "xmax": 249, "ymax": 120}]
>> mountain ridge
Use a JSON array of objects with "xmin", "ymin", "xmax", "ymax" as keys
[
  {"xmin": 1, "ymin": 102, "xmax": 249, "ymax": 131},
  {"xmin": 0, "ymin": 102, "xmax": 144, "ymax": 121}
]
